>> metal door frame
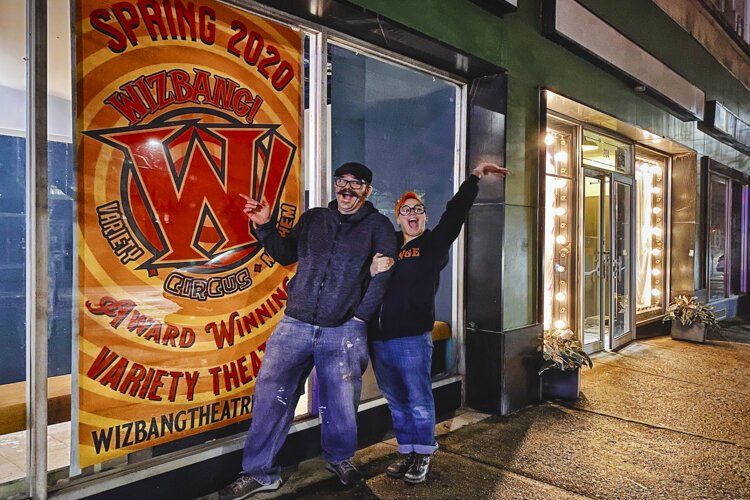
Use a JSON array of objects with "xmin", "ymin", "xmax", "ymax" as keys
[{"xmin": 579, "ymin": 166, "xmax": 636, "ymax": 353}]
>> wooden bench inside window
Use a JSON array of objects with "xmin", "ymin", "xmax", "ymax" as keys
[{"xmin": 0, "ymin": 374, "xmax": 71, "ymax": 435}]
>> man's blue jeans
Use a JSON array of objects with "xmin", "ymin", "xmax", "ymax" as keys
[
  {"xmin": 371, "ymin": 332, "xmax": 438, "ymax": 455},
  {"xmin": 241, "ymin": 315, "xmax": 369, "ymax": 485}
]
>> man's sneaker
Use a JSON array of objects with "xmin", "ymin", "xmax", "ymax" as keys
[
  {"xmin": 386, "ymin": 453, "xmax": 416, "ymax": 479},
  {"xmin": 404, "ymin": 454, "xmax": 431, "ymax": 484},
  {"xmin": 326, "ymin": 459, "xmax": 364, "ymax": 486},
  {"xmin": 218, "ymin": 474, "xmax": 282, "ymax": 500}
]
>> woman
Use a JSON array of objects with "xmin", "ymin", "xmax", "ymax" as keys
[{"xmin": 369, "ymin": 162, "xmax": 508, "ymax": 484}]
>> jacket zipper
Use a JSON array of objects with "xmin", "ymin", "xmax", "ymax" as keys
[{"xmin": 313, "ymin": 215, "xmax": 342, "ymax": 324}]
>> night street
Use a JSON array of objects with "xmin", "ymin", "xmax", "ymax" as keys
[{"xmin": 5, "ymin": 1, "xmax": 750, "ymax": 498}]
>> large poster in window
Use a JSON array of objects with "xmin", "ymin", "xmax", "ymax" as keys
[{"xmin": 76, "ymin": 0, "xmax": 302, "ymax": 467}]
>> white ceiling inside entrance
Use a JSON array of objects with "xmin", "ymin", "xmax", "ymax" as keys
[
  {"xmin": 0, "ymin": 1, "xmax": 72, "ymax": 99},
  {"xmin": 0, "ymin": 1, "xmax": 72, "ymax": 140}
]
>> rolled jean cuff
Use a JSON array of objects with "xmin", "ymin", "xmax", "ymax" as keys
[
  {"xmin": 413, "ymin": 442, "xmax": 438, "ymax": 455},
  {"xmin": 397, "ymin": 444, "xmax": 414, "ymax": 454},
  {"xmin": 398, "ymin": 442, "xmax": 438, "ymax": 455}
]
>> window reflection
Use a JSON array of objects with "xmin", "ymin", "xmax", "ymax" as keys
[
  {"xmin": 543, "ymin": 116, "xmax": 576, "ymax": 332},
  {"xmin": 635, "ymin": 150, "xmax": 667, "ymax": 320},
  {"xmin": 709, "ymin": 175, "xmax": 728, "ymax": 300},
  {"xmin": 328, "ymin": 44, "xmax": 460, "ymax": 393}
]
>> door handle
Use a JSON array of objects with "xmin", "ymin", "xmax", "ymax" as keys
[
  {"xmin": 601, "ymin": 251, "xmax": 610, "ymax": 278},
  {"xmin": 612, "ymin": 255, "xmax": 620, "ymax": 281}
]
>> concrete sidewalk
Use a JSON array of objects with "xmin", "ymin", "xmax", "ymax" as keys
[{"xmin": 232, "ymin": 319, "xmax": 750, "ymax": 499}]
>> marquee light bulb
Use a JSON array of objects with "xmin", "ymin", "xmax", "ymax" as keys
[
  {"xmin": 555, "ymin": 292, "xmax": 566, "ymax": 302},
  {"xmin": 554, "ymin": 320, "xmax": 566, "ymax": 329},
  {"xmin": 652, "ymin": 269, "xmax": 661, "ymax": 276},
  {"xmin": 556, "ymin": 235, "xmax": 567, "ymax": 245},
  {"xmin": 554, "ymin": 151, "xmax": 568, "ymax": 162},
  {"xmin": 545, "ymin": 133, "xmax": 555, "ymax": 145},
  {"xmin": 651, "ymin": 187, "xmax": 662, "ymax": 194},
  {"xmin": 651, "ymin": 227, "xmax": 663, "ymax": 236},
  {"xmin": 651, "ymin": 289, "xmax": 662, "ymax": 297},
  {"xmin": 653, "ymin": 207, "xmax": 662, "ymax": 215},
  {"xmin": 652, "ymin": 248, "xmax": 661, "ymax": 256},
  {"xmin": 554, "ymin": 207, "xmax": 567, "ymax": 216}
]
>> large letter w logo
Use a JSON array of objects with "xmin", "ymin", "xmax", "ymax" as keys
[{"xmin": 86, "ymin": 118, "xmax": 296, "ymax": 271}]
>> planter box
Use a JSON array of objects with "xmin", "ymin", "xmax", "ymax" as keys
[
  {"xmin": 541, "ymin": 368, "xmax": 580, "ymax": 401},
  {"xmin": 670, "ymin": 321, "xmax": 706, "ymax": 343}
]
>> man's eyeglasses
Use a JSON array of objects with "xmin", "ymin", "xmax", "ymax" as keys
[
  {"xmin": 398, "ymin": 204, "xmax": 426, "ymax": 216},
  {"xmin": 335, "ymin": 177, "xmax": 367, "ymax": 190}
]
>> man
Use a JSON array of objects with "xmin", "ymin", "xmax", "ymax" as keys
[{"xmin": 219, "ymin": 162, "xmax": 397, "ymax": 499}]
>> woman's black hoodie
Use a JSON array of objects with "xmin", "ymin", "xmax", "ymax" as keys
[{"xmin": 369, "ymin": 175, "xmax": 479, "ymax": 340}]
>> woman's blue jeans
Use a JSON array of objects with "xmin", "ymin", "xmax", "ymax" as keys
[
  {"xmin": 241, "ymin": 315, "xmax": 369, "ymax": 484},
  {"xmin": 371, "ymin": 331, "xmax": 438, "ymax": 455}
]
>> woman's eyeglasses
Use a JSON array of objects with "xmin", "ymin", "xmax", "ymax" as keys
[
  {"xmin": 334, "ymin": 177, "xmax": 367, "ymax": 189},
  {"xmin": 398, "ymin": 204, "xmax": 426, "ymax": 216}
]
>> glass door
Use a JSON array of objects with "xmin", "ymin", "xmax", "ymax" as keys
[
  {"xmin": 582, "ymin": 169, "xmax": 609, "ymax": 352},
  {"xmin": 582, "ymin": 169, "xmax": 634, "ymax": 352},
  {"xmin": 612, "ymin": 175, "xmax": 635, "ymax": 349}
]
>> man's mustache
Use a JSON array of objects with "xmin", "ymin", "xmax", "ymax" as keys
[{"xmin": 337, "ymin": 189, "xmax": 359, "ymax": 198}]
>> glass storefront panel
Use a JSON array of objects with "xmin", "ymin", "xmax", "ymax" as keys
[
  {"xmin": 47, "ymin": 0, "xmax": 74, "ymax": 481},
  {"xmin": 708, "ymin": 174, "xmax": 728, "ymax": 300},
  {"xmin": 7, "ymin": 2, "xmax": 470, "ymax": 495},
  {"xmin": 730, "ymin": 182, "xmax": 749, "ymax": 296},
  {"xmin": 543, "ymin": 116, "xmax": 576, "ymax": 331},
  {"xmin": 71, "ymin": 2, "xmax": 307, "ymax": 474},
  {"xmin": 0, "ymin": 1, "xmax": 28, "ymax": 494},
  {"xmin": 613, "ymin": 181, "xmax": 632, "ymax": 340},
  {"xmin": 582, "ymin": 130, "xmax": 631, "ymax": 174},
  {"xmin": 635, "ymin": 149, "xmax": 667, "ymax": 321},
  {"xmin": 328, "ymin": 43, "xmax": 460, "ymax": 387}
]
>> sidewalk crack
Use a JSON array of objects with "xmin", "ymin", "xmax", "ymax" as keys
[{"xmin": 556, "ymin": 402, "xmax": 750, "ymax": 450}]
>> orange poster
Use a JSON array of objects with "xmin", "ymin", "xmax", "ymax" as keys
[{"xmin": 75, "ymin": 0, "xmax": 302, "ymax": 467}]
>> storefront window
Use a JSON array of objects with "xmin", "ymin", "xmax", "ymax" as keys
[
  {"xmin": 5, "ymin": 2, "xmax": 468, "ymax": 495},
  {"xmin": 0, "ymin": 1, "xmax": 28, "ymax": 494},
  {"xmin": 329, "ymin": 43, "xmax": 460, "ymax": 383},
  {"xmin": 543, "ymin": 116, "xmax": 576, "ymax": 331},
  {"xmin": 635, "ymin": 149, "xmax": 667, "ymax": 321},
  {"xmin": 731, "ymin": 183, "xmax": 749, "ymax": 295},
  {"xmin": 708, "ymin": 174, "xmax": 728, "ymax": 300}
]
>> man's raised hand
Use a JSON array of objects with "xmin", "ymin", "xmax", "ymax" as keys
[{"xmin": 240, "ymin": 193, "xmax": 272, "ymax": 225}]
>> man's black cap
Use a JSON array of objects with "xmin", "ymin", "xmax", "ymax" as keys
[{"xmin": 334, "ymin": 162, "xmax": 372, "ymax": 184}]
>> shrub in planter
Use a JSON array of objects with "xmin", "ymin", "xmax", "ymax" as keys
[
  {"xmin": 538, "ymin": 328, "xmax": 593, "ymax": 400},
  {"xmin": 662, "ymin": 295, "xmax": 719, "ymax": 343}
]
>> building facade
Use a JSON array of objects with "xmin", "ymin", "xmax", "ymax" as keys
[{"xmin": 2, "ymin": 0, "xmax": 749, "ymax": 498}]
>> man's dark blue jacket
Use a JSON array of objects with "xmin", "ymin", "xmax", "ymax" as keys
[{"xmin": 252, "ymin": 200, "xmax": 397, "ymax": 327}]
